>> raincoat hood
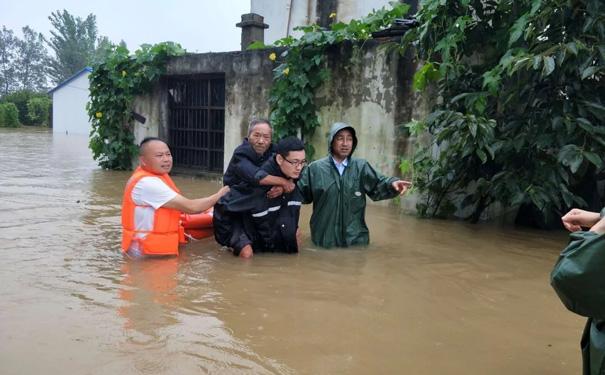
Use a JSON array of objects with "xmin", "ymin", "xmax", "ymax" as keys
[{"xmin": 328, "ymin": 122, "xmax": 357, "ymax": 157}]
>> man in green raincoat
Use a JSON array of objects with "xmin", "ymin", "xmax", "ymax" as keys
[
  {"xmin": 297, "ymin": 122, "xmax": 412, "ymax": 248},
  {"xmin": 552, "ymin": 208, "xmax": 605, "ymax": 375}
]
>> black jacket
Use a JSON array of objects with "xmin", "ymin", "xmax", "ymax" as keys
[
  {"xmin": 222, "ymin": 139, "xmax": 277, "ymax": 187},
  {"xmin": 214, "ymin": 156, "xmax": 301, "ymax": 255}
]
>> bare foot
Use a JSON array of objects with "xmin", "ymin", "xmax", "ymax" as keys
[{"xmin": 239, "ymin": 244, "xmax": 253, "ymax": 258}]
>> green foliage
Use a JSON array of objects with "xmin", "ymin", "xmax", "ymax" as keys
[
  {"xmin": 1, "ymin": 25, "xmax": 49, "ymax": 95},
  {"xmin": 398, "ymin": 0, "xmax": 605, "ymax": 222},
  {"xmin": 0, "ymin": 26, "xmax": 18, "ymax": 95},
  {"xmin": 1, "ymin": 89, "xmax": 47, "ymax": 124},
  {"xmin": 46, "ymin": 10, "xmax": 99, "ymax": 85},
  {"xmin": 16, "ymin": 26, "xmax": 48, "ymax": 92},
  {"xmin": 87, "ymin": 42, "xmax": 185, "ymax": 170},
  {"xmin": 250, "ymin": 1, "xmax": 410, "ymax": 159},
  {"xmin": 0, "ymin": 102, "xmax": 21, "ymax": 127},
  {"xmin": 27, "ymin": 97, "xmax": 51, "ymax": 126}
]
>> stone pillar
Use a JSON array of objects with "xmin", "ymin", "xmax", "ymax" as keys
[{"xmin": 236, "ymin": 13, "xmax": 269, "ymax": 51}]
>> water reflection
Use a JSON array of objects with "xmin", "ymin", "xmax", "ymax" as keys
[{"xmin": 118, "ymin": 257, "xmax": 181, "ymax": 341}]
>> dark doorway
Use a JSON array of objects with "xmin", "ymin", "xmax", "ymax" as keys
[{"xmin": 167, "ymin": 76, "xmax": 225, "ymax": 172}]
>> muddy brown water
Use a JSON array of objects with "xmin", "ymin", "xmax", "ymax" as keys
[{"xmin": 0, "ymin": 127, "xmax": 586, "ymax": 374}]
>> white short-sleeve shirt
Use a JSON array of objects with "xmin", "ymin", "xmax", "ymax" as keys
[{"xmin": 127, "ymin": 176, "xmax": 178, "ymax": 255}]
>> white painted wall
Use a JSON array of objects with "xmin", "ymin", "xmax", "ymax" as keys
[
  {"xmin": 51, "ymin": 71, "xmax": 92, "ymax": 136},
  {"xmin": 252, "ymin": 0, "xmax": 396, "ymax": 44}
]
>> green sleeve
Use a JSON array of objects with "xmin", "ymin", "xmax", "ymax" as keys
[
  {"xmin": 361, "ymin": 161, "xmax": 399, "ymax": 202},
  {"xmin": 551, "ymin": 231, "xmax": 605, "ymax": 319},
  {"xmin": 297, "ymin": 165, "xmax": 313, "ymax": 204}
]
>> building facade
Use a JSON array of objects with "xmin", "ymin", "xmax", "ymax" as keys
[{"xmin": 48, "ymin": 68, "xmax": 93, "ymax": 136}]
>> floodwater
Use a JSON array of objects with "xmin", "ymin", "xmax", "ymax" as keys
[{"xmin": 0, "ymin": 127, "xmax": 586, "ymax": 375}]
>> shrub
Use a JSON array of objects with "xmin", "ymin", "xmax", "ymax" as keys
[
  {"xmin": 1, "ymin": 89, "xmax": 48, "ymax": 124},
  {"xmin": 0, "ymin": 103, "xmax": 22, "ymax": 127},
  {"xmin": 27, "ymin": 97, "xmax": 52, "ymax": 126}
]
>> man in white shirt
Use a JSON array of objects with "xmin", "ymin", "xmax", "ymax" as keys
[{"xmin": 122, "ymin": 137, "xmax": 229, "ymax": 258}]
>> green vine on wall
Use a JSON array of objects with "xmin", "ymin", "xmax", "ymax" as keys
[
  {"xmin": 249, "ymin": 1, "xmax": 411, "ymax": 159},
  {"xmin": 87, "ymin": 42, "xmax": 185, "ymax": 170}
]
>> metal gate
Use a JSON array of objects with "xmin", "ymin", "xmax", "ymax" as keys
[{"xmin": 167, "ymin": 76, "xmax": 225, "ymax": 172}]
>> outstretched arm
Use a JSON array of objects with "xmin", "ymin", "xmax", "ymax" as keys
[
  {"xmin": 590, "ymin": 216, "xmax": 605, "ymax": 235},
  {"xmin": 362, "ymin": 162, "xmax": 404, "ymax": 201},
  {"xmin": 391, "ymin": 180, "xmax": 413, "ymax": 196},
  {"xmin": 163, "ymin": 186, "xmax": 230, "ymax": 214},
  {"xmin": 561, "ymin": 209, "xmax": 601, "ymax": 232}
]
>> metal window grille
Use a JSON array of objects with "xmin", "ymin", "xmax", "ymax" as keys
[{"xmin": 167, "ymin": 76, "xmax": 225, "ymax": 172}]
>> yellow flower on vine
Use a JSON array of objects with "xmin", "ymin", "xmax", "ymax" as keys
[
  {"xmin": 122, "ymin": 70, "xmax": 126, "ymax": 77},
  {"xmin": 283, "ymin": 67, "xmax": 290, "ymax": 75},
  {"xmin": 329, "ymin": 13, "xmax": 336, "ymax": 18},
  {"xmin": 135, "ymin": 72, "xmax": 140, "ymax": 76},
  {"xmin": 269, "ymin": 52, "xmax": 276, "ymax": 61},
  {"xmin": 95, "ymin": 112, "xmax": 102, "ymax": 118}
]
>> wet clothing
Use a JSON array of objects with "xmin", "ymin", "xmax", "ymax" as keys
[
  {"xmin": 297, "ymin": 122, "xmax": 399, "ymax": 248},
  {"xmin": 223, "ymin": 139, "xmax": 277, "ymax": 187},
  {"xmin": 214, "ymin": 156, "xmax": 301, "ymax": 255},
  {"xmin": 551, "ymin": 217, "xmax": 605, "ymax": 375},
  {"xmin": 121, "ymin": 167, "xmax": 184, "ymax": 257}
]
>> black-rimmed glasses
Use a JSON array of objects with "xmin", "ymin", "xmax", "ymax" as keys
[{"xmin": 283, "ymin": 158, "xmax": 307, "ymax": 168}]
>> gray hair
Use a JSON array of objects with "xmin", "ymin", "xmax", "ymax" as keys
[{"xmin": 247, "ymin": 118, "xmax": 272, "ymax": 136}]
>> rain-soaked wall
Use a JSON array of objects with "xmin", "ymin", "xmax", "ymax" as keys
[
  {"xmin": 312, "ymin": 40, "xmax": 425, "ymax": 183},
  {"xmin": 131, "ymin": 40, "xmax": 425, "ymax": 211},
  {"xmin": 131, "ymin": 48, "xmax": 277, "ymax": 174}
]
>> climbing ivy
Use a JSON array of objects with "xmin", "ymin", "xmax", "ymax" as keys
[
  {"xmin": 249, "ymin": 1, "xmax": 411, "ymax": 158},
  {"xmin": 87, "ymin": 42, "xmax": 185, "ymax": 170},
  {"xmin": 398, "ymin": 0, "xmax": 605, "ymax": 224}
]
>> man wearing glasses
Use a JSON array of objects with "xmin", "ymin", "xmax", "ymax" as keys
[
  {"xmin": 297, "ymin": 122, "xmax": 412, "ymax": 248},
  {"xmin": 214, "ymin": 137, "xmax": 306, "ymax": 258}
]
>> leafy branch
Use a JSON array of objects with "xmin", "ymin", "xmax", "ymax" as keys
[{"xmin": 87, "ymin": 42, "xmax": 185, "ymax": 170}]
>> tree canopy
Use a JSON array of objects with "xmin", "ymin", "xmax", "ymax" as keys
[
  {"xmin": 399, "ymin": 0, "xmax": 605, "ymax": 226},
  {"xmin": 46, "ymin": 10, "xmax": 103, "ymax": 85}
]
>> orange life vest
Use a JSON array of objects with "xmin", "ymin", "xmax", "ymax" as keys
[{"xmin": 121, "ymin": 167, "xmax": 185, "ymax": 256}]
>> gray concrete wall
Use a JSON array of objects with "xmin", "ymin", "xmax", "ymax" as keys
[
  {"xmin": 311, "ymin": 40, "xmax": 425, "ymax": 210},
  {"xmin": 131, "ymin": 48, "xmax": 279, "ymax": 174}
]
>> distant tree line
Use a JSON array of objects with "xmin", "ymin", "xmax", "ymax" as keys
[{"xmin": 0, "ymin": 10, "xmax": 123, "ymax": 127}]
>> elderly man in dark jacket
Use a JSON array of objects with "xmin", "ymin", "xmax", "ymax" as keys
[
  {"xmin": 297, "ymin": 122, "xmax": 412, "ymax": 248},
  {"xmin": 214, "ymin": 137, "xmax": 306, "ymax": 258},
  {"xmin": 223, "ymin": 118, "xmax": 277, "ymax": 187},
  {"xmin": 216, "ymin": 119, "xmax": 295, "ymax": 258}
]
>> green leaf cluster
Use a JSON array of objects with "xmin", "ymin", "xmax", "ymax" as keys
[
  {"xmin": 0, "ymin": 102, "xmax": 21, "ymax": 127},
  {"xmin": 399, "ymin": 0, "xmax": 605, "ymax": 222},
  {"xmin": 0, "ymin": 89, "xmax": 48, "ymax": 124},
  {"xmin": 87, "ymin": 42, "xmax": 185, "ymax": 170},
  {"xmin": 27, "ymin": 97, "xmax": 52, "ymax": 126}
]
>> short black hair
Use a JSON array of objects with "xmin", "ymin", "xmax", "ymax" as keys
[
  {"xmin": 247, "ymin": 118, "xmax": 272, "ymax": 135},
  {"xmin": 139, "ymin": 137, "xmax": 165, "ymax": 155},
  {"xmin": 277, "ymin": 136, "xmax": 304, "ymax": 158}
]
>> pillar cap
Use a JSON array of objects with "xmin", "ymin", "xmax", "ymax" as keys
[{"xmin": 236, "ymin": 13, "xmax": 269, "ymax": 29}]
